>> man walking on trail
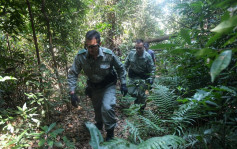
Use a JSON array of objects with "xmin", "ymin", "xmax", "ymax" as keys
[
  {"xmin": 144, "ymin": 42, "xmax": 156, "ymax": 63},
  {"xmin": 68, "ymin": 30, "xmax": 128, "ymax": 141},
  {"xmin": 125, "ymin": 39, "xmax": 155, "ymax": 114}
]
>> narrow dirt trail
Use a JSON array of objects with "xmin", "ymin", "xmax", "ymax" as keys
[{"xmin": 55, "ymin": 95, "xmax": 129, "ymax": 149}]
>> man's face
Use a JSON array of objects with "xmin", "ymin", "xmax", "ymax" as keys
[
  {"xmin": 135, "ymin": 42, "xmax": 144, "ymax": 56},
  {"xmin": 85, "ymin": 38, "xmax": 100, "ymax": 57}
]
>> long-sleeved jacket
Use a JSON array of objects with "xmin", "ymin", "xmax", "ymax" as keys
[
  {"xmin": 68, "ymin": 47, "xmax": 126, "ymax": 92},
  {"xmin": 124, "ymin": 49, "xmax": 155, "ymax": 80}
]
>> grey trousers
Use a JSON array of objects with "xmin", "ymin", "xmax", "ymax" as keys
[{"xmin": 90, "ymin": 84, "xmax": 117, "ymax": 130}]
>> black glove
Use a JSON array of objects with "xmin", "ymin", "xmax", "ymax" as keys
[
  {"xmin": 149, "ymin": 79, "xmax": 153, "ymax": 85},
  {"xmin": 85, "ymin": 86, "xmax": 92, "ymax": 98},
  {"xmin": 120, "ymin": 84, "xmax": 128, "ymax": 96},
  {"xmin": 146, "ymin": 78, "xmax": 153, "ymax": 85},
  {"xmin": 70, "ymin": 94, "xmax": 79, "ymax": 107}
]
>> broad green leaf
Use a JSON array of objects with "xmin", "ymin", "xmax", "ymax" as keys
[
  {"xmin": 16, "ymin": 130, "xmax": 27, "ymax": 142},
  {"xmin": 63, "ymin": 136, "xmax": 76, "ymax": 148},
  {"xmin": 48, "ymin": 140, "xmax": 54, "ymax": 147},
  {"xmin": 211, "ymin": 16, "xmax": 237, "ymax": 33},
  {"xmin": 205, "ymin": 101, "xmax": 219, "ymax": 107},
  {"xmin": 195, "ymin": 48, "xmax": 218, "ymax": 58},
  {"xmin": 180, "ymin": 29, "xmax": 191, "ymax": 45},
  {"xmin": 54, "ymin": 141, "xmax": 63, "ymax": 147},
  {"xmin": 51, "ymin": 128, "xmax": 64, "ymax": 136},
  {"xmin": 41, "ymin": 126, "xmax": 48, "ymax": 132},
  {"xmin": 47, "ymin": 122, "xmax": 56, "ymax": 133},
  {"xmin": 38, "ymin": 139, "xmax": 46, "ymax": 147},
  {"xmin": 150, "ymin": 44, "xmax": 178, "ymax": 49},
  {"xmin": 206, "ymin": 33, "xmax": 222, "ymax": 47},
  {"xmin": 210, "ymin": 50, "xmax": 232, "ymax": 82},
  {"xmin": 17, "ymin": 106, "xmax": 23, "ymax": 111},
  {"xmin": 31, "ymin": 132, "xmax": 44, "ymax": 139},
  {"xmin": 171, "ymin": 48, "xmax": 197, "ymax": 54},
  {"xmin": 223, "ymin": 33, "xmax": 237, "ymax": 47}
]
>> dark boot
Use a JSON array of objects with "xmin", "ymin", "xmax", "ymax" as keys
[
  {"xmin": 95, "ymin": 122, "xmax": 103, "ymax": 130},
  {"xmin": 140, "ymin": 106, "xmax": 145, "ymax": 115},
  {"xmin": 139, "ymin": 103, "xmax": 146, "ymax": 115},
  {"xmin": 106, "ymin": 127, "xmax": 114, "ymax": 141}
]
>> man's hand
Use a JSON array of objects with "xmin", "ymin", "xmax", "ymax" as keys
[
  {"xmin": 70, "ymin": 93, "xmax": 79, "ymax": 107},
  {"xmin": 120, "ymin": 84, "xmax": 128, "ymax": 96},
  {"xmin": 146, "ymin": 78, "xmax": 153, "ymax": 85}
]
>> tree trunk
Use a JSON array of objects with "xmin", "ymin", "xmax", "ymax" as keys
[
  {"xmin": 64, "ymin": 48, "xmax": 69, "ymax": 77},
  {"xmin": 6, "ymin": 33, "xmax": 12, "ymax": 59},
  {"xmin": 41, "ymin": 0, "xmax": 63, "ymax": 96},
  {"xmin": 26, "ymin": 0, "xmax": 43, "ymax": 90},
  {"xmin": 105, "ymin": 0, "xmax": 117, "ymax": 50}
]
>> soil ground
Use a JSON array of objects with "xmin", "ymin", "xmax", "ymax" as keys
[{"xmin": 55, "ymin": 94, "xmax": 129, "ymax": 149}]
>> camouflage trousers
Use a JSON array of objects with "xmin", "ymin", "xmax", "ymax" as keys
[
  {"xmin": 90, "ymin": 84, "xmax": 117, "ymax": 130},
  {"xmin": 127, "ymin": 78, "xmax": 148, "ymax": 105}
]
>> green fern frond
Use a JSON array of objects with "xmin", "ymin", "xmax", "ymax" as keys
[
  {"xmin": 85, "ymin": 122, "xmax": 104, "ymax": 149},
  {"xmin": 143, "ymin": 110, "xmax": 161, "ymax": 124},
  {"xmin": 171, "ymin": 102, "xmax": 200, "ymax": 135},
  {"xmin": 124, "ymin": 120, "xmax": 143, "ymax": 144},
  {"xmin": 172, "ymin": 102, "xmax": 199, "ymax": 124},
  {"xmin": 183, "ymin": 124, "xmax": 237, "ymax": 149},
  {"xmin": 149, "ymin": 85, "xmax": 176, "ymax": 115},
  {"xmin": 155, "ymin": 76, "xmax": 187, "ymax": 90},
  {"xmin": 138, "ymin": 135, "xmax": 185, "ymax": 149},
  {"xmin": 138, "ymin": 115, "xmax": 165, "ymax": 133},
  {"xmin": 182, "ymin": 125, "xmax": 214, "ymax": 148},
  {"xmin": 102, "ymin": 138, "xmax": 137, "ymax": 149}
]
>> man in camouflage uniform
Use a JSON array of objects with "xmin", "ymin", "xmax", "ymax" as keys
[
  {"xmin": 68, "ymin": 30, "xmax": 128, "ymax": 141},
  {"xmin": 124, "ymin": 39, "xmax": 155, "ymax": 114}
]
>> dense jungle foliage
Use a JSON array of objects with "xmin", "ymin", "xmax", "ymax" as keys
[{"xmin": 0, "ymin": 0, "xmax": 236, "ymax": 148}]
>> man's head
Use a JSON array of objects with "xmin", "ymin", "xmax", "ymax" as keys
[
  {"xmin": 85, "ymin": 30, "xmax": 101, "ymax": 57},
  {"xmin": 135, "ymin": 39, "xmax": 144, "ymax": 56},
  {"xmin": 144, "ymin": 42, "xmax": 149, "ymax": 51}
]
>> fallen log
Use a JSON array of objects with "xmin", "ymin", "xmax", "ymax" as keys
[{"xmin": 144, "ymin": 34, "xmax": 177, "ymax": 43}]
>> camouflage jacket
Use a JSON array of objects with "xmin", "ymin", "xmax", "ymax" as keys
[{"xmin": 68, "ymin": 47, "xmax": 126, "ymax": 92}]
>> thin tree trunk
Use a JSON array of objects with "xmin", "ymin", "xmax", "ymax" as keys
[
  {"xmin": 64, "ymin": 48, "xmax": 69, "ymax": 77},
  {"xmin": 41, "ymin": 0, "xmax": 63, "ymax": 96},
  {"xmin": 26, "ymin": 0, "xmax": 43, "ymax": 91},
  {"xmin": 6, "ymin": 33, "xmax": 12, "ymax": 59},
  {"xmin": 105, "ymin": 0, "xmax": 117, "ymax": 49}
]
